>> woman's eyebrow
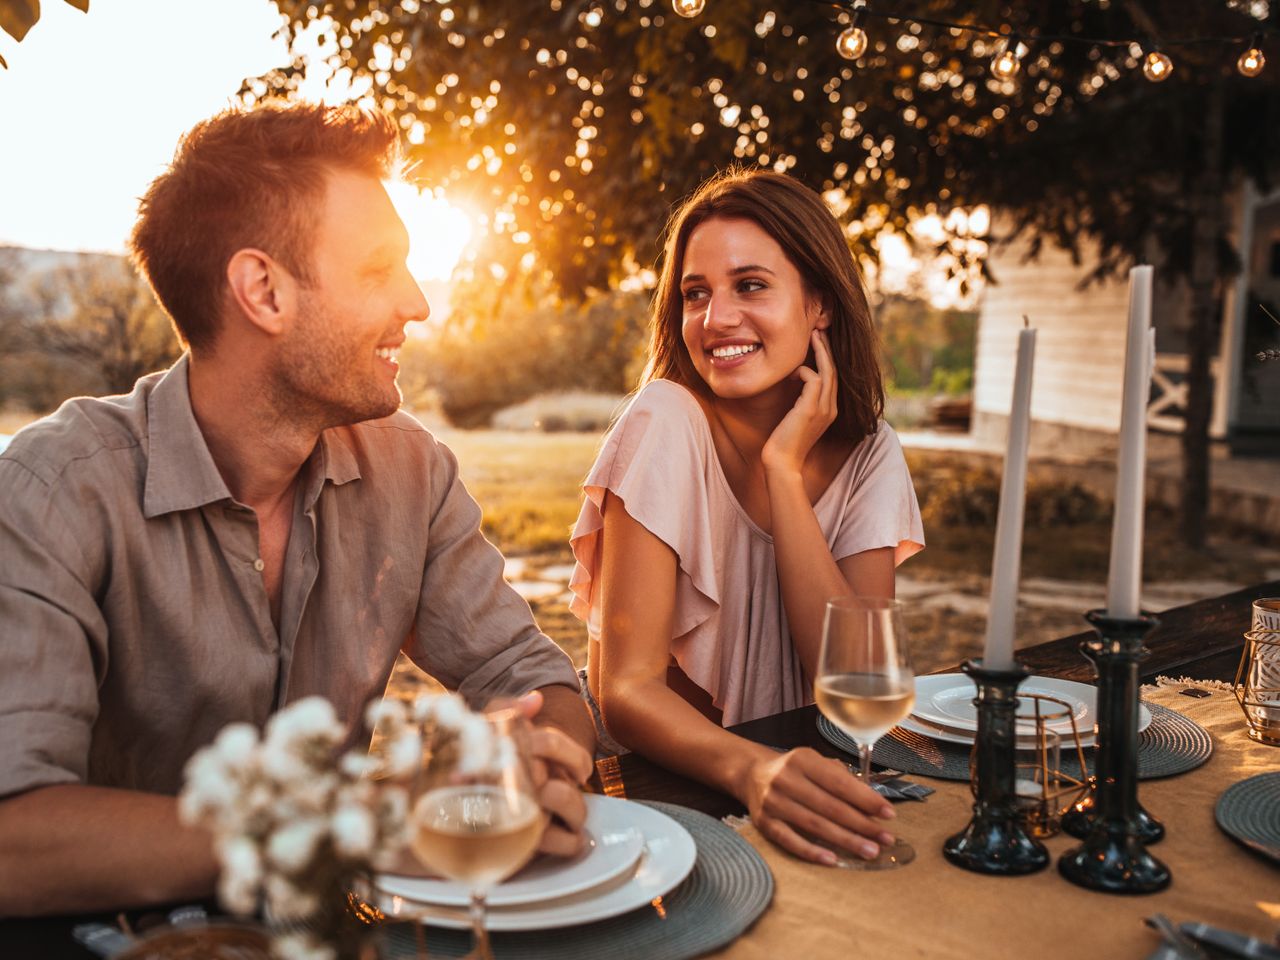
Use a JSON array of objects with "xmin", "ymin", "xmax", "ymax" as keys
[{"xmin": 681, "ymin": 263, "xmax": 777, "ymax": 283}]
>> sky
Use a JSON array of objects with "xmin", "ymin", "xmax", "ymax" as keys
[{"xmin": 0, "ymin": 0, "xmax": 470, "ymax": 281}]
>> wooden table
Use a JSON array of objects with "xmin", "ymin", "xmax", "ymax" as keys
[
  {"xmin": 598, "ymin": 580, "xmax": 1279, "ymax": 819},
  {"xmin": 4, "ymin": 581, "xmax": 1276, "ymax": 959}
]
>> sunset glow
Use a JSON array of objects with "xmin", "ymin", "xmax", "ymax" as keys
[{"xmin": 384, "ymin": 182, "xmax": 474, "ymax": 282}]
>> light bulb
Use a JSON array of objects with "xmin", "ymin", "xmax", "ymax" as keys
[
  {"xmin": 836, "ymin": 25, "xmax": 869, "ymax": 61},
  {"xmin": 990, "ymin": 42, "xmax": 1021, "ymax": 80},
  {"xmin": 1142, "ymin": 49, "xmax": 1173, "ymax": 82},
  {"xmin": 672, "ymin": 0, "xmax": 705, "ymax": 18},
  {"xmin": 1238, "ymin": 45, "xmax": 1265, "ymax": 78}
]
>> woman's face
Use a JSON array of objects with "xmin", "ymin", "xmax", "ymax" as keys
[{"xmin": 679, "ymin": 216, "xmax": 828, "ymax": 401}]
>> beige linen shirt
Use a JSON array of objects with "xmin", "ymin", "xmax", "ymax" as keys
[{"xmin": 0, "ymin": 356, "xmax": 577, "ymax": 799}]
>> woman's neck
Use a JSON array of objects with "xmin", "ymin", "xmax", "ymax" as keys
[{"xmin": 705, "ymin": 380, "xmax": 803, "ymax": 466}]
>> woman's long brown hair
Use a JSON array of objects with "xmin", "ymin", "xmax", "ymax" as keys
[{"xmin": 642, "ymin": 168, "xmax": 884, "ymax": 444}]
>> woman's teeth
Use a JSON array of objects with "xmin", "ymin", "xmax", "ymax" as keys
[
  {"xmin": 711, "ymin": 344, "xmax": 760, "ymax": 358},
  {"xmin": 375, "ymin": 347, "xmax": 399, "ymax": 362}
]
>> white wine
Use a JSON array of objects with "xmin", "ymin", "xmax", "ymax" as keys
[
  {"xmin": 816, "ymin": 672, "xmax": 915, "ymax": 745},
  {"xmin": 410, "ymin": 784, "xmax": 545, "ymax": 889}
]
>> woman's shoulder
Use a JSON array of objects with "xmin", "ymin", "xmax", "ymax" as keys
[
  {"xmin": 629, "ymin": 378, "xmax": 704, "ymax": 415},
  {"xmin": 615, "ymin": 379, "xmax": 709, "ymax": 438}
]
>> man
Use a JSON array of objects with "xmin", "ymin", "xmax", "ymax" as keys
[{"xmin": 0, "ymin": 103, "xmax": 595, "ymax": 916}]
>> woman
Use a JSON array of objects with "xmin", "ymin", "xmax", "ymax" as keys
[{"xmin": 569, "ymin": 169, "xmax": 924, "ymax": 864}]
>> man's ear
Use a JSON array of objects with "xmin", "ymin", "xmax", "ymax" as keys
[{"xmin": 226, "ymin": 248, "xmax": 295, "ymax": 337}]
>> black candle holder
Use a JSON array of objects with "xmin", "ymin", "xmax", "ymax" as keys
[
  {"xmin": 1058, "ymin": 610, "xmax": 1171, "ymax": 894},
  {"xmin": 943, "ymin": 659, "xmax": 1050, "ymax": 876}
]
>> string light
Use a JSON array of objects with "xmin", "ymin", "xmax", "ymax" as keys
[
  {"xmin": 990, "ymin": 38, "xmax": 1023, "ymax": 80},
  {"xmin": 1238, "ymin": 35, "xmax": 1265, "ymax": 77},
  {"xmin": 835, "ymin": 10, "xmax": 868, "ymax": 61},
  {"xmin": 1142, "ymin": 48, "xmax": 1174, "ymax": 82},
  {"xmin": 672, "ymin": 0, "xmax": 705, "ymax": 18}
]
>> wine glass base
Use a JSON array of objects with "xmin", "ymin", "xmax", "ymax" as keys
[{"xmin": 836, "ymin": 838, "xmax": 915, "ymax": 871}]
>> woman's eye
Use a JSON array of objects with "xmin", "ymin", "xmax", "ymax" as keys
[
  {"xmin": 739, "ymin": 279, "xmax": 766, "ymax": 293},
  {"xmin": 682, "ymin": 288, "xmax": 708, "ymax": 303}
]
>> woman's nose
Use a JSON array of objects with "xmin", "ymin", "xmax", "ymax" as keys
[{"xmin": 703, "ymin": 293, "xmax": 740, "ymax": 330}]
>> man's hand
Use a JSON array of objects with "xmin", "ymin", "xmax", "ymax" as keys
[{"xmin": 515, "ymin": 690, "xmax": 594, "ymax": 857}]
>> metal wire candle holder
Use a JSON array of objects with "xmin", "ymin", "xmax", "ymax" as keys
[
  {"xmin": 994, "ymin": 693, "xmax": 1090, "ymax": 839},
  {"xmin": 943, "ymin": 659, "xmax": 1051, "ymax": 875},
  {"xmin": 1234, "ymin": 629, "xmax": 1280, "ymax": 746},
  {"xmin": 1059, "ymin": 610, "xmax": 1171, "ymax": 894}
]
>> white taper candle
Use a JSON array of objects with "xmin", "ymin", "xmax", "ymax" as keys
[
  {"xmin": 983, "ymin": 325, "xmax": 1037, "ymax": 671},
  {"xmin": 1106, "ymin": 266, "xmax": 1155, "ymax": 619}
]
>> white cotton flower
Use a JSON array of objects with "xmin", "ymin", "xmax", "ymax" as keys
[
  {"xmin": 264, "ymin": 698, "xmax": 342, "ymax": 754},
  {"xmin": 257, "ymin": 736, "xmax": 315, "ymax": 785},
  {"xmin": 266, "ymin": 818, "xmax": 327, "ymax": 874},
  {"xmin": 215, "ymin": 837, "xmax": 262, "ymax": 915},
  {"xmin": 456, "ymin": 715, "xmax": 494, "ymax": 774},
  {"xmin": 330, "ymin": 803, "xmax": 376, "ymax": 859},
  {"xmin": 213, "ymin": 723, "xmax": 260, "ymax": 769},
  {"xmin": 385, "ymin": 731, "xmax": 423, "ymax": 779},
  {"xmin": 264, "ymin": 873, "xmax": 321, "ymax": 922},
  {"xmin": 364, "ymin": 698, "xmax": 407, "ymax": 734},
  {"xmin": 339, "ymin": 751, "xmax": 378, "ymax": 780},
  {"xmin": 272, "ymin": 932, "xmax": 336, "ymax": 960},
  {"xmin": 431, "ymin": 693, "xmax": 469, "ymax": 730},
  {"xmin": 179, "ymin": 749, "xmax": 240, "ymax": 826}
]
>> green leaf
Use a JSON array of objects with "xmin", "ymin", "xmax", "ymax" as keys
[
  {"xmin": 62, "ymin": 0, "xmax": 87, "ymax": 11},
  {"xmin": 0, "ymin": 0, "xmax": 42, "ymax": 43}
]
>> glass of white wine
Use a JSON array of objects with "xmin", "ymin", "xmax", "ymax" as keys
[
  {"xmin": 814, "ymin": 596, "xmax": 917, "ymax": 870},
  {"xmin": 408, "ymin": 707, "xmax": 546, "ymax": 960}
]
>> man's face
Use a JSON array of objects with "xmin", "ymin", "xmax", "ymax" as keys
[{"xmin": 274, "ymin": 169, "xmax": 429, "ymax": 426}]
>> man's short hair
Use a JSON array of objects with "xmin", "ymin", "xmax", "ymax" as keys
[{"xmin": 129, "ymin": 102, "xmax": 400, "ymax": 353}]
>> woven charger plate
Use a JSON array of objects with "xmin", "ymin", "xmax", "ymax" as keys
[
  {"xmin": 817, "ymin": 702, "xmax": 1212, "ymax": 782},
  {"xmin": 1215, "ymin": 772, "xmax": 1280, "ymax": 865},
  {"xmin": 373, "ymin": 801, "xmax": 774, "ymax": 960}
]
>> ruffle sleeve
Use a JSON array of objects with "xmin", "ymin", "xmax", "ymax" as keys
[
  {"xmin": 569, "ymin": 381, "xmax": 721, "ymax": 641},
  {"xmin": 827, "ymin": 422, "xmax": 925, "ymax": 567}
]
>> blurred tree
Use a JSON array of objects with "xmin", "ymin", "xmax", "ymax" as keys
[
  {"xmin": 260, "ymin": 0, "xmax": 1277, "ymax": 545},
  {"xmin": 18, "ymin": 255, "xmax": 181, "ymax": 398},
  {"xmin": 417, "ymin": 267, "xmax": 648, "ymax": 425}
]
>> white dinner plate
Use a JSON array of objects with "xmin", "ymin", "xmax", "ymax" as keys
[
  {"xmin": 897, "ymin": 711, "xmax": 1098, "ymax": 749},
  {"xmin": 907, "ymin": 674, "xmax": 1150, "ymax": 741},
  {"xmin": 376, "ymin": 793, "xmax": 646, "ymax": 908},
  {"xmin": 375, "ymin": 798, "xmax": 697, "ymax": 931}
]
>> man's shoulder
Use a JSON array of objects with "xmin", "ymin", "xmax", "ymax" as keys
[
  {"xmin": 328, "ymin": 409, "xmax": 452, "ymax": 471},
  {"xmin": 0, "ymin": 380, "xmax": 156, "ymax": 489}
]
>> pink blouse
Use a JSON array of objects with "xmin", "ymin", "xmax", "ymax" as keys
[{"xmin": 569, "ymin": 380, "xmax": 925, "ymax": 726}]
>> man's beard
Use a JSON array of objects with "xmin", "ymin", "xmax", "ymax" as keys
[{"xmin": 270, "ymin": 296, "xmax": 402, "ymax": 429}]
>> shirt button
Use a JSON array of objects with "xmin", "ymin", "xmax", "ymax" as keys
[{"xmin": 253, "ymin": 558, "xmax": 265, "ymax": 572}]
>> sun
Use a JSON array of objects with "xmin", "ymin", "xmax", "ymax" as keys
[{"xmin": 384, "ymin": 181, "xmax": 474, "ymax": 282}]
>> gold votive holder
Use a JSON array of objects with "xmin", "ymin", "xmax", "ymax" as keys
[
  {"xmin": 1235, "ymin": 630, "xmax": 1280, "ymax": 746},
  {"xmin": 987, "ymin": 693, "xmax": 1089, "ymax": 839}
]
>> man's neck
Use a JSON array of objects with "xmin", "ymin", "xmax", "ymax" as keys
[{"xmin": 186, "ymin": 352, "xmax": 319, "ymax": 512}]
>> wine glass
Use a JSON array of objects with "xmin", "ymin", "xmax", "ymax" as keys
[
  {"xmin": 814, "ymin": 596, "xmax": 917, "ymax": 870},
  {"xmin": 407, "ymin": 707, "xmax": 546, "ymax": 960}
]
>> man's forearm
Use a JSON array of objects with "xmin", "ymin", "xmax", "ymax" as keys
[
  {"xmin": 0, "ymin": 784, "xmax": 218, "ymax": 916},
  {"xmin": 534, "ymin": 684, "xmax": 597, "ymax": 760}
]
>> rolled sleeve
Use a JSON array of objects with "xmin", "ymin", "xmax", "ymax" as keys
[
  {"xmin": 0, "ymin": 460, "xmax": 106, "ymax": 799},
  {"xmin": 406, "ymin": 440, "xmax": 577, "ymax": 706}
]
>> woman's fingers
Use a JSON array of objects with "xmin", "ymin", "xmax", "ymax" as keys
[
  {"xmin": 762, "ymin": 762, "xmax": 895, "ymax": 848},
  {"xmin": 811, "ymin": 330, "xmax": 837, "ymax": 417},
  {"xmin": 756, "ymin": 815, "xmax": 839, "ymax": 866},
  {"xmin": 804, "ymin": 753, "xmax": 896, "ymax": 819},
  {"xmin": 760, "ymin": 792, "xmax": 883, "ymax": 862}
]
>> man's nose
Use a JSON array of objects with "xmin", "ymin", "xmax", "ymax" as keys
[{"xmin": 402, "ymin": 271, "xmax": 431, "ymax": 325}]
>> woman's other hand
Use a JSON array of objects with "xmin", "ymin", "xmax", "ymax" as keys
[
  {"xmin": 737, "ymin": 745, "xmax": 896, "ymax": 865},
  {"xmin": 760, "ymin": 330, "xmax": 837, "ymax": 476}
]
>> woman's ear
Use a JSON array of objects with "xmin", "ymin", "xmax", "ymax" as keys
[
  {"xmin": 226, "ymin": 248, "xmax": 296, "ymax": 337},
  {"xmin": 810, "ymin": 291, "xmax": 833, "ymax": 331}
]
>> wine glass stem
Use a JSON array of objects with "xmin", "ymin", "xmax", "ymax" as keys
[
  {"xmin": 859, "ymin": 741, "xmax": 873, "ymax": 782},
  {"xmin": 468, "ymin": 890, "xmax": 493, "ymax": 960}
]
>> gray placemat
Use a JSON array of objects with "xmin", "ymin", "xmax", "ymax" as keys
[
  {"xmin": 817, "ymin": 702, "xmax": 1213, "ymax": 782},
  {"xmin": 1215, "ymin": 771, "xmax": 1280, "ymax": 865},
  {"xmin": 373, "ymin": 801, "xmax": 774, "ymax": 960}
]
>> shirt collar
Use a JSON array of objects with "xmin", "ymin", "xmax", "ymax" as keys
[
  {"xmin": 143, "ymin": 355, "xmax": 364, "ymax": 519},
  {"xmin": 143, "ymin": 355, "xmax": 234, "ymax": 519}
]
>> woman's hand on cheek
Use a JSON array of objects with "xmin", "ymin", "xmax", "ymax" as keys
[{"xmin": 760, "ymin": 329, "xmax": 837, "ymax": 476}]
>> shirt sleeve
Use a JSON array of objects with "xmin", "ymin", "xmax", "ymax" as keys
[
  {"xmin": 0, "ymin": 459, "xmax": 106, "ymax": 799},
  {"xmin": 829, "ymin": 423, "xmax": 926, "ymax": 566},
  {"xmin": 405, "ymin": 438, "xmax": 578, "ymax": 707}
]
